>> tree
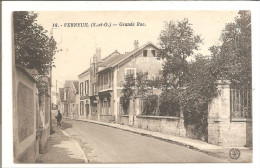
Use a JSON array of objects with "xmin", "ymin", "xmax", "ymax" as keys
[
  {"xmin": 181, "ymin": 55, "xmax": 218, "ymax": 140},
  {"xmin": 14, "ymin": 11, "xmax": 57, "ymax": 75},
  {"xmin": 209, "ymin": 11, "xmax": 251, "ymax": 88},
  {"xmin": 158, "ymin": 18, "xmax": 202, "ymax": 88},
  {"xmin": 14, "ymin": 11, "xmax": 57, "ymax": 98},
  {"xmin": 120, "ymin": 74, "xmax": 135, "ymax": 114},
  {"xmin": 179, "ymin": 10, "xmax": 251, "ymax": 140}
]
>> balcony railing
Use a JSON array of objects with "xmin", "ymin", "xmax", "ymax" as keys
[{"xmin": 98, "ymin": 81, "xmax": 113, "ymax": 92}]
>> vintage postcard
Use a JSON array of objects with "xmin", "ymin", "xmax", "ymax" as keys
[
  {"xmin": 11, "ymin": 10, "xmax": 253, "ymax": 164},
  {"xmin": 2, "ymin": 1, "xmax": 259, "ymax": 167}
]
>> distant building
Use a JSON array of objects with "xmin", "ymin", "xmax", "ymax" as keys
[
  {"xmin": 59, "ymin": 80, "xmax": 78, "ymax": 117},
  {"xmin": 68, "ymin": 81, "xmax": 79, "ymax": 118},
  {"xmin": 78, "ymin": 68, "xmax": 91, "ymax": 120}
]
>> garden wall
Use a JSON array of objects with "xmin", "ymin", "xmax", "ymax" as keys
[
  {"xmin": 133, "ymin": 115, "xmax": 186, "ymax": 137},
  {"xmin": 120, "ymin": 115, "xmax": 129, "ymax": 125},
  {"xmin": 100, "ymin": 115, "xmax": 115, "ymax": 123}
]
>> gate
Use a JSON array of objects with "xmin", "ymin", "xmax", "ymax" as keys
[{"xmin": 230, "ymin": 88, "xmax": 252, "ymax": 120}]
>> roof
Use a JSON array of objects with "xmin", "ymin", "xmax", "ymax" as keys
[
  {"xmin": 78, "ymin": 50, "xmax": 120, "ymax": 76},
  {"xmin": 78, "ymin": 67, "xmax": 91, "ymax": 77},
  {"xmin": 77, "ymin": 41, "xmax": 159, "ymax": 75},
  {"xmin": 73, "ymin": 81, "xmax": 79, "ymax": 93},
  {"xmin": 98, "ymin": 50, "xmax": 121, "ymax": 67},
  {"xmin": 64, "ymin": 80, "xmax": 77, "ymax": 88},
  {"xmin": 97, "ymin": 42, "xmax": 159, "ymax": 73}
]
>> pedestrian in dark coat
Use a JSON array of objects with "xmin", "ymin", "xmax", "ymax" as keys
[{"xmin": 56, "ymin": 110, "xmax": 62, "ymax": 127}]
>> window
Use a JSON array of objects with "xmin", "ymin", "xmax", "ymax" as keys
[
  {"xmin": 151, "ymin": 50, "xmax": 156, "ymax": 57},
  {"xmin": 87, "ymin": 81, "xmax": 89, "ymax": 95},
  {"xmin": 100, "ymin": 75, "xmax": 103, "ymax": 89},
  {"xmin": 125, "ymin": 68, "xmax": 136, "ymax": 77},
  {"xmin": 80, "ymin": 101, "xmax": 84, "ymax": 115},
  {"xmin": 83, "ymin": 82, "xmax": 85, "ymax": 95},
  {"xmin": 81, "ymin": 82, "xmax": 84, "ymax": 96},
  {"xmin": 143, "ymin": 50, "xmax": 147, "ymax": 57},
  {"xmin": 64, "ymin": 90, "xmax": 67, "ymax": 101},
  {"xmin": 93, "ymin": 84, "xmax": 96, "ymax": 95},
  {"xmin": 108, "ymin": 99, "xmax": 111, "ymax": 107},
  {"xmin": 84, "ymin": 80, "xmax": 89, "ymax": 95}
]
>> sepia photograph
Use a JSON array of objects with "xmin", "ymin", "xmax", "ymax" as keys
[
  {"xmin": 1, "ymin": 0, "xmax": 259, "ymax": 166},
  {"xmin": 10, "ymin": 10, "xmax": 253, "ymax": 164}
]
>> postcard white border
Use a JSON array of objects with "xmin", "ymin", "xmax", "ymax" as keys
[{"xmin": 2, "ymin": 1, "xmax": 260, "ymax": 168}]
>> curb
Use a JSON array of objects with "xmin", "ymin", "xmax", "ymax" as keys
[{"xmin": 60, "ymin": 128, "xmax": 89, "ymax": 163}]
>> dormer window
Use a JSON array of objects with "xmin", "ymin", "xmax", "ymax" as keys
[{"xmin": 143, "ymin": 50, "xmax": 147, "ymax": 57}]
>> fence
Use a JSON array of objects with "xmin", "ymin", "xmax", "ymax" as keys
[
  {"xmin": 230, "ymin": 88, "xmax": 252, "ymax": 120},
  {"xmin": 140, "ymin": 95, "xmax": 160, "ymax": 116},
  {"xmin": 140, "ymin": 95, "xmax": 180, "ymax": 117}
]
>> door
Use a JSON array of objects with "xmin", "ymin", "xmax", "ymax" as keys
[
  {"xmin": 86, "ymin": 104, "xmax": 89, "ymax": 117},
  {"xmin": 64, "ymin": 104, "xmax": 68, "ymax": 117}
]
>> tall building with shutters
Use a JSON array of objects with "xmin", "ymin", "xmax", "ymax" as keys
[{"xmin": 78, "ymin": 41, "xmax": 163, "ymax": 123}]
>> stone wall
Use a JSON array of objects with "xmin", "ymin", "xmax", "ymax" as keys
[
  {"xmin": 13, "ymin": 68, "xmax": 39, "ymax": 163},
  {"xmin": 90, "ymin": 114, "xmax": 98, "ymax": 121},
  {"xmin": 120, "ymin": 115, "xmax": 129, "ymax": 125},
  {"xmin": 100, "ymin": 115, "xmax": 115, "ymax": 123},
  {"xmin": 133, "ymin": 115, "xmax": 186, "ymax": 137}
]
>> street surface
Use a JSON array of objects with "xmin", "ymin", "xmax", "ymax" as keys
[{"xmin": 62, "ymin": 118, "xmax": 227, "ymax": 163}]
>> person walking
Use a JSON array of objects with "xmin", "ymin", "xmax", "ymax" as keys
[{"xmin": 56, "ymin": 110, "xmax": 62, "ymax": 128}]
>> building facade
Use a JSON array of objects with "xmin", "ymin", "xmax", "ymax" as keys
[
  {"xmin": 59, "ymin": 80, "xmax": 77, "ymax": 117},
  {"xmin": 67, "ymin": 81, "xmax": 79, "ymax": 119},
  {"xmin": 78, "ymin": 41, "xmax": 163, "ymax": 123},
  {"xmin": 78, "ymin": 69, "xmax": 92, "ymax": 120}
]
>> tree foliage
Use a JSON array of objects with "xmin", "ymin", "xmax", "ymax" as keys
[
  {"xmin": 14, "ymin": 11, "xmax": 57, "ymax": 75},
  {"xmin": 120, "ymin": 74, "xmax": 135, "ymax": 114},
  {"xmin": 120, "ymin": 72, "xmax": 160, "ymax": 115},
  {"xmin": 120, "ymin": 12, "xmax": 251, "ymax": 139},
  {"xmin": 142, "ymin": 94, "xmax": 159, "ymax": 116},
  {"xmin": 157, "ymin": 18, "xmax": 202, "ymax": 88},
  {"xmin": 14, "ymin": 11, "xmax": 57, "ymax": 98},
  {"xmin": 180, "ymin": 56, "xmax": 218, "ymax": 140},
  {"xmin": 159, "ymin": 89, "xmax": 180, "ymax": 116},
  {"xmin": 155, "ymin": 11, "xmax": 251, "ymax": 141},
  {"xmin": 209, "ymin": 11, "xmax": 251, "ymax": 88}
]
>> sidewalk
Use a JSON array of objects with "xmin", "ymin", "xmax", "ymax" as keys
[
  {"xmin": 38, "ymin": 124, "xmax": 88, "ymax": 163},
  {"xmin": 66, "ymin": 117, "xmax": 252, "ymax": 163}
]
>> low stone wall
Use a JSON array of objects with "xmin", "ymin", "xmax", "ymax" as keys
[
  {"xmin": 100, "ymin": 115, "xmax": 115, "ymax": 123},
  {"xmin": 120, "ymin": 115, "xmax": 129, "ymax": 125},
  {"xmin": 90, "ymin": 115, "xmax": 98, "ymax": 121},
  {"xmin": 185, "ymin": 125, "xmax": 207, "ymax": 141},
  {"xmin": 133, "ymin": 115, "xmax": 186, "ymax": 137}
]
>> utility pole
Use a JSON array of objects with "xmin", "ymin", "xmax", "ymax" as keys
[
  {"xmin": 49, "ymin": 28, "xmax": 55, "ymax": 134},
  {"xmin": 56, "ymin": 80, "xmax": 57, "ymax": 105}
]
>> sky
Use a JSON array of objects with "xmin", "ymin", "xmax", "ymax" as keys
[{"xmin": 36, "ymin": 11, "xmax": 239, "ymax": 92}]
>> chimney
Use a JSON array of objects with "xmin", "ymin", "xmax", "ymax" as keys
[
  {"xmin": 93, "ymin": 54, "xmax": 97, "ymax": 64},
  {"xmin": 96, "ymin": 48, "xmax": 101, "ymax": 62},
  {"xmin": 134, "ymin": 40, "xmax": 139, "ymax": 50}
]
